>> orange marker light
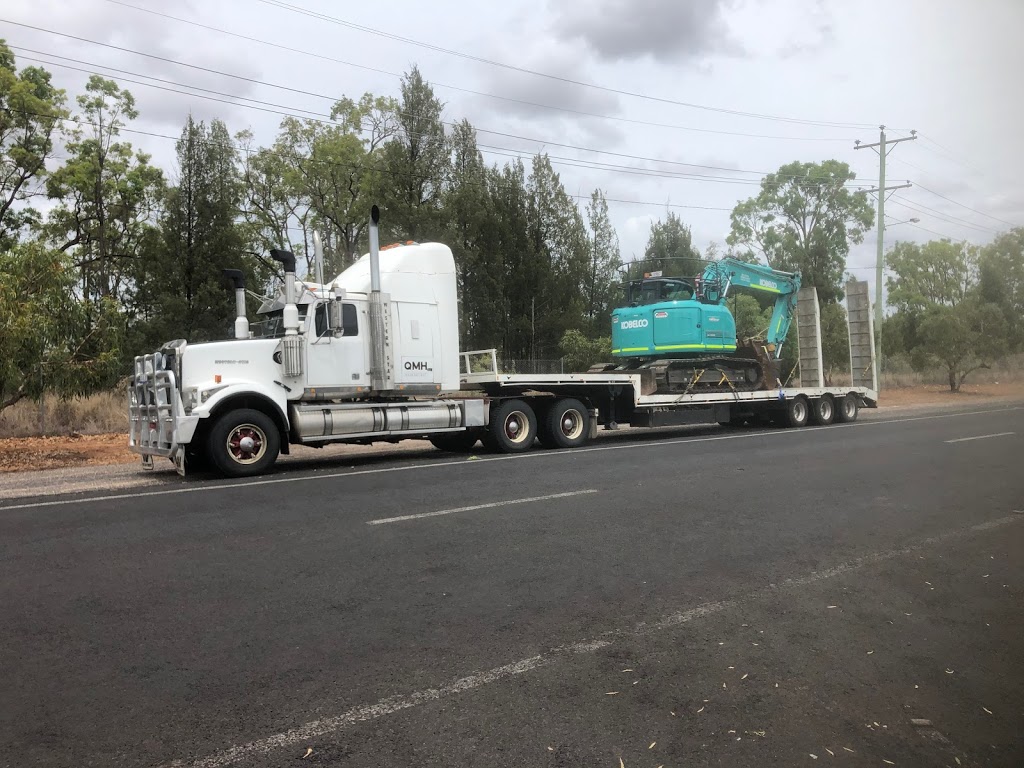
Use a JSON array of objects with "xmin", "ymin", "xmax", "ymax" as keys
[{"xmin": 214, "ymin": 374, "xmax": 222, "ymax": 383}]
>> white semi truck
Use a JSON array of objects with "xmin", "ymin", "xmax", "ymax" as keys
[{"xmin": 129, "ymin": 206, "xmax": 878, "ymax": 477}]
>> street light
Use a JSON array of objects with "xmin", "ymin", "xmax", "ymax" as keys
[{"xmin": 884, "ymin": 217, "xmax": 920, "ymax": 229}]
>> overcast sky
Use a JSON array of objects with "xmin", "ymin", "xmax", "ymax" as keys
[{"xmin": 3, "ymin": 0, "xmax": 1022, "ymax": 299}]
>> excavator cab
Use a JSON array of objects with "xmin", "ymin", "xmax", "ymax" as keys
[{"xmin": 625, "ymin": 277, "xmax": 694, "ymax": 307}]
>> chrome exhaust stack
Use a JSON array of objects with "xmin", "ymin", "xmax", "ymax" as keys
[
  {"xmin": 367, "ymin": 205, "xmax": 391, "ymax": 391},
  {"xmin": 223, "ymin": 269, "xmax": 250, "ymax": 340},
  {"xmin": 270, "ymin": 248, "xmax": 303, "ymax": 376}
]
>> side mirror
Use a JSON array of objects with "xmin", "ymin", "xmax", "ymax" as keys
[{"xmin": 328, "ymin": 299, "xmax": 343, "ymax": 332}]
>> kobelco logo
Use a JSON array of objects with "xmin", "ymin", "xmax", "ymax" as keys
[
  {"xmin": 620, "ymin": 319, "xmax": 649, "ymax": 330},
  {"xmin": 759, "ymin": 278, "xmax": 779, "ymax": 290}
]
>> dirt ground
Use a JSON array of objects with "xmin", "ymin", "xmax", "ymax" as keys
[{"xmin": 2, "ymin": 382, "xmax": 1023, "ymax": 474}]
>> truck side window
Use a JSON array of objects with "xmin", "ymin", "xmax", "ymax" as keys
[
  {"xmin": 314, "ymin": 302, "xmax": 329, "ymax": 337},
  {"xmin": 341, "ymin": 303, "xmax": 358, "ymax": 337}
]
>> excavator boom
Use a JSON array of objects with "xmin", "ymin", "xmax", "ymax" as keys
[{"xmin": 696, "ymin": 258, "xmax": 801, "ymax": 356}]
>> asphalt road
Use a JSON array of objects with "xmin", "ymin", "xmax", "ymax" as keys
[{"xmin": 2, "ymin": 404, "xmax": 1023, "ymax": 767}]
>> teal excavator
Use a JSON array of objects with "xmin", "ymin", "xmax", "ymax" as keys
[{"xmin": 603, "ymin": 258, "xmax": 801, "ymax": 393}]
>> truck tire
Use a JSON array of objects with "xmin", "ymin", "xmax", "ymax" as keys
[
  {"xmin": 538, "ymin": 398, "xmax": 590, "ymax": 449},
  {"xmin": 184, "ymin": 444, "xmax": 212, "ymax": 474},
  {"xmin": 207, "ymin": 408, "xmax": 281, "ymax": 477},
  {"xmin": 783, "ymin": 396, "xmax": 810, "ymax": 428},
  {"xmin": 482, "ymin": 399, "xmax": 537, "ymax": 453},
  {"xmin": 809, "ymin": 395, "xmax": 835, "ymax": 426},
  {"xmin": 428, "ymin": 431, "xmax": 480, "ymax": 453},
  {"xmin": 834, "ymin": 395, "xmax": 859, "ymax": 423}
]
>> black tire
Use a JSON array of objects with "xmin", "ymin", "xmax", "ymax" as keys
[
  {"xmin": 834, "ymin": 394, "xmax": 859, "ymax": 423},
  {"xmin": 428, "ymin": 431, "xmax": 480, "ymax": 453},
  {"xmin": 809, "ymin": 396, "xmax": 835, "ymax": 426},
  {"xmin": 482, "ymin": 399, "xmax": 537, "ymax": 453},
  {"xmin": 207, "ymin": 408, "xmax": 281, "ymax": 477},
  {"xmin": 717, "ymin": 416, "xmax": 748, "ymax": 428},
  {"xmin": 783, "ymin": 396, "xmax": 810, "ymax": 428},
  {"xmin": 538, "ymin": 398, "xmax": 590, "ymax": 449},
  {"xmin": 184, "ymin": 443, "xmax": 212, "ymax": 474}
]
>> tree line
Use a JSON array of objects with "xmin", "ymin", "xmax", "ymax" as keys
[{"xmin": 2, "ymin": 41, "xmax": 1020, "ymax": 412}]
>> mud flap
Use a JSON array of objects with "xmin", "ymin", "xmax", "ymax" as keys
[
  {"xmin": 172, "ymin": 446, "xmax": 186, "ymax": 477},
  {"xmin": 141, "ymin": 454, "xmax": 154, "ymax": 471}
]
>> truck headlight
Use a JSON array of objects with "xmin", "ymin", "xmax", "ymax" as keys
[
  {"xmin": 200, "ymin": 385, "xmax": 228, "ymax": 403},
  {"xmin": 182, "ymin": 387, "xmax": 198, "ymax": 413}
]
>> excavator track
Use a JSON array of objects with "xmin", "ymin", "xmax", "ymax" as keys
[{"xmin": 591, "ymin": 343, "xmax": 780, "ymax": 396}]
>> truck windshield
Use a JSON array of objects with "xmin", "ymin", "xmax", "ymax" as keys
[{"xmin": 251, "ymin": 308, "xmax": 308, "ymax": 338}]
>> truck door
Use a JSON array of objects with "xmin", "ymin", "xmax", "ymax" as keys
[{"xmin": 304, "ymin": 301, "xmax": 369, "ymax": 396}]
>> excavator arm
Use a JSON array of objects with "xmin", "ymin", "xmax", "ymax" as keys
[{"xmin": 697, "ymin": 258, "xmax": 802, "ymax": 357}]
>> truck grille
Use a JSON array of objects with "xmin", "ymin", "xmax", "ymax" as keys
[{"xmin": 128, "ymin": 353, "xmax": 179, "ymax": 456}]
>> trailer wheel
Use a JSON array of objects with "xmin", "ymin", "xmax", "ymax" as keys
[
  {"xmin": 810, "ymin": 395, "xmax": 835, "ymax": 426},
  {"xmin": 483, "ymin": 399, "xmax": 537, "ymax": 453},
  {"xmin": 539, "ymin": 398, "xmax": 590, "ymax": 449},
  {"xmin": 783, "ymin": 396, "xmax": 810, "ymax": 428},
  {"xmin": 208, "ymin": 408, "xmax": 280, "ymax": 477},
  {"xmin": 834, "ymin": 395, "xmax": 859, "ymax": 423},
  {"xmin": 428, "ymin": 431, "xmax": 480, "ymax": 453}
]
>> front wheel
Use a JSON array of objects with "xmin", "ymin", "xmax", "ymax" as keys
[
  {"xmin": 207, "ymin": 408, "xmax": 281, "ymax": 477},
  {"xmin": 483, "ymin": 399, "xmax": 537, "ymax": 453}
]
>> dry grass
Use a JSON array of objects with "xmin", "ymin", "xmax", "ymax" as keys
[{"xmin": 0, "ymin": 391, "xmax": 128, "ymax": 438}]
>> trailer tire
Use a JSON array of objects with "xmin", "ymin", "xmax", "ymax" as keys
[
  {"xmin": 810, "ymin": 395, "xmax": 835, "ymax": 426},
  {"xmin": 539, "ymin": 398, "xmax": 590, "ymax": 449},
  {"xmin": 207, "ymin": 408, "xmax": 280, "ymax": 477},
  {"xmin": 783, "ymin": 396, "xmax": 810, "ymax": 428},
  {"xmin": 482, "ymin": 399, "xmax": 537, "ymax": 453},
  {"xmin": 428, "ymin": 431, "xmax": 480, "ymax": 453},
  {"xmin": 834, "ymin": 395, "xmax": 859, "ymax": 423}
]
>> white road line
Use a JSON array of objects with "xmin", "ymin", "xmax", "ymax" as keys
[
  {"xmin": 161, "ymin": 512, "xmax": 1024, "ymax": 768},
  {"xmin": 366, "ymin": 489, "xmax": 599, "ymax": 525},
  {"xmin": 2, "ymin": 405, "xmax": 1021, "ymax": 513},
  {"xmin": 944, "ymin": 431, "xmax": 1015, "ymax": 443}
]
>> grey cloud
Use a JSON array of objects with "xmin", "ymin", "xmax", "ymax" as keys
[
  {"xmin": 775, "ymin": 0, "xmax": 836, "ymax": 60},
  {"xmin": 6, "ymin": 0, "xmax": 265, "ymax": 131},
  {"xmin": 464, "ymin": 46, "xmax": 626, "ymax": 152},
  {"xmin": 477, "ymin": 48, "xmax": 622, "ymax": 121},
  {"xmin": 551, "ymin": 0, "xmax": 744, "ymax": 63}
]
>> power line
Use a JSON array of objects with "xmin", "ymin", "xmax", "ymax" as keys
[
  {"xmin": 914, "ymin": 183, "xmax": 1018, "ymax": 229},
  {"xmin": 252, "ymin": 0, "xmax": 878, "ymax": 130},
  {"xmin": 889, "ymin": 196, "xmax": 998, "ymax": 235},
  {"xmin": 907, "ymin": 221, "xmax": 972, "ymax": 241},
  {"xmin": 2, "ymin": 106, "xmax": 737, "ymax": 215},
  {"xmin": 100, "ymin": 0, "xmax": 857, "ymax": 144},
  {"xmin": 13, "ymin": 52, "xmax": 840, "ymax": 191},
  {"xmin": 3, "ymin": 22, "xmax": 857, "ymax": 180},
  {"xmin": 11, "ymin": 43, "xmax": 884, "ymax": 191}
]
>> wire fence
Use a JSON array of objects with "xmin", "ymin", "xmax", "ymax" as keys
[{"xmin": 499, "ymin": 358, "xmax": 566, "ymax": 375}]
